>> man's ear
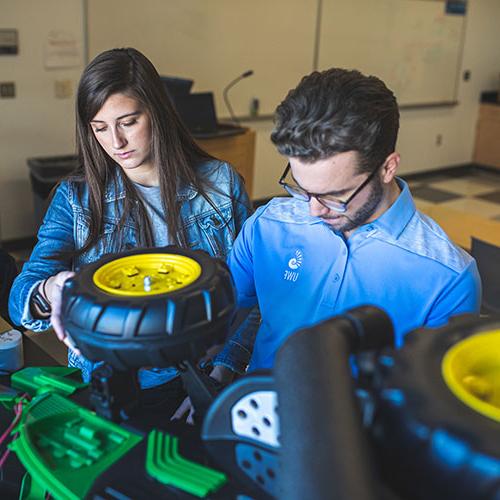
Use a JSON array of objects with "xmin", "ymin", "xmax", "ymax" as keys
[{"xmin": 381, "ymin": 152, "xmax": 400, "ymax": 184}]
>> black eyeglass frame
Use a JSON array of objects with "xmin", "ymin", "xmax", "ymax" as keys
[{"xmin": 278, "ymin": 162, "xmax": 383, "ymax": 213}]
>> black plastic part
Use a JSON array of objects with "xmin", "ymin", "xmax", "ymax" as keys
[
  {"xmin": 342, "ymin": 305, "xmax": 395, "ymax": 352},
  {"xmin": 372, "ymin": 314, "xmax": 500, "ymax": 500},
  {"xmin": 61, "ymin": 246, "xmax": 236, "ymax": 370},
  {"xmin": 202, "ymin": 373, "xmax": 277, "ymax": 499},
  {"xmin": 178, "ymin": 360, "xmax": 219, "ymax": 422},
  {"xmin": 273, "ymin": 306, "xmax": 391, "ymax": 500},
  {"xmin": 87, "ymin": 423, "xmax": 244, "ymax": 499},
  {"xmin": 89, "ymin": 364, "xmax": 140, "ymax": 422}
]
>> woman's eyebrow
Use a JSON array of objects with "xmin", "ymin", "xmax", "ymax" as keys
[{"xmin": 90, "ymin": 111, "xmax": 141, "ymax": 123}]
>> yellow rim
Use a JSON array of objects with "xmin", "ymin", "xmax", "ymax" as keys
[
  {"xmin": 442, "ymin": 329, "xmax": 500, "ymax": 423},
  {"xmin": 93, "ymin": 253, "xmax": 202, "ymax": 296}
]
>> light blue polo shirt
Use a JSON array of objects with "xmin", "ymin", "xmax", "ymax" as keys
[{"xmin": 228, "ymin": 179, "xmax": 481, "ymax": 371}]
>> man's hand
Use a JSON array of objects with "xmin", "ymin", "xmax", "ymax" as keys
[{"xmin": 171, "ymin": 365, "xmax": 235, "ymax": 424}]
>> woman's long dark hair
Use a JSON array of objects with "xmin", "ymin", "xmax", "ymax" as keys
[{"xmin": 73, "ymin": 47, "xmax": 215, "ymax": 255}]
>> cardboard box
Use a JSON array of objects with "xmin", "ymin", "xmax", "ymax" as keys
[{"xmin": 0, "ymin": 315, "xmax": 11, "ymax": 334}]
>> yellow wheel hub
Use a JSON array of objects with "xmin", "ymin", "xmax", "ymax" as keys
[
  {"xmin": 93, "ymin": 253, "xmax": 201, "ymax": 296},
  {"xmin": 442, "ymin": 329, "xmax": 500, "ymax": 423}
]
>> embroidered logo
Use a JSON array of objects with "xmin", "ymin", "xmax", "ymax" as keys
[{"xmin": 284, "ymin": 250, "xmax": 303, "ymax": 282}]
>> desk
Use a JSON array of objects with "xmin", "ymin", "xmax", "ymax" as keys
[
  {"xmin": 1, "ymin": 315, "xmax": 66, "ymax": 367},
  {"xmin": 196, "ymin": 128, "xmax": 256, "ymax": 197},
  {"xmin": 414, "ymin": 200, "xmax": 500, "ymax": 251},
  {"xmin": 23, "ymin": 328, "xmax": 67, "ymax": 366}
]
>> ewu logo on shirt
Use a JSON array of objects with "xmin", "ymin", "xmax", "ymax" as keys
[{"xmin": 284, "ymin": 249, "xmax": 303, "ymax": 282}]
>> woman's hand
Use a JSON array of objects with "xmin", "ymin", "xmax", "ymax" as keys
[{"xmin": 45, "ymin": 271, "xmax": 79, "ymax": 353}]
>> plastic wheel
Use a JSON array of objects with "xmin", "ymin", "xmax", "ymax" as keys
[
  {"xmin": 372, "ymin": 314, "xmax": 500, "ymax": 500},
  {"xmin": 61, "ymin": 246, "xmax": 235, "ymax": 370}
]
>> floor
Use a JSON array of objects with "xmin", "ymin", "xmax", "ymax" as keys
[
  {"xmin": 404, "ymin": 165, "xmax": 500, "ymax": 250},
  {"xmin": 407, "ymin": 167, "xmax": 500, "ymax": 222}
]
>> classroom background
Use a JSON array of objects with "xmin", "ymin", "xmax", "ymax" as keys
[{"xmin": 0, "ymin": 0, "xmax": 499, "ymax": 251}]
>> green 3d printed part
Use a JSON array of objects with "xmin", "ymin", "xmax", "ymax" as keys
[
  {"xmin": 146, "ymin": 429, "xmax": 227, "ymax": 497},
  {"xmin": 9, "ymin": 392, "xmax": 142, "ymax": 500},
  {"xmin": 11, "ymin": 367, "xmax": 88, "ymax": 397}
]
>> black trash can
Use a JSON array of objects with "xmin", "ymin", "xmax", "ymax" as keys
[{"xmin": 27, "ymin": 155, "xmax": 78, "ymax": 227}]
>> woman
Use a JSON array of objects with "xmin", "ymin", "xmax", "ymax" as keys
[{"xmin": 9, "ymin": 48, "xmax": 252, "ymax": 409}]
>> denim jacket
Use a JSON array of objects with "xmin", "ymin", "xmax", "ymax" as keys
[{"xmin": 9, "ymin": 160, "xmax": 257, "ymax": 380}]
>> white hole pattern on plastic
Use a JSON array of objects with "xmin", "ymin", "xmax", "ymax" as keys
[{"xmin": 231, "ymin": 391, "xmax": 280, "ymax": 448}]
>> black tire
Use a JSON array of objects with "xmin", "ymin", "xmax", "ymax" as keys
[
  {"xmin": 61, "ymin": 246, "xmax": 235, "ymax": 370},
  {"xmin": 372, "ymin": 314, "xmax": 500, "ymax": 500}
]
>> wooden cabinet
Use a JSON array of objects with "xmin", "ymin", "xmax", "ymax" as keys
[
  {"xmin": 196, "ymin": 128, "xmax": 256, "ymax": 197},
  {"xmin": 473, "ymin": 104, "xmax": 500, "ymax": 169}
]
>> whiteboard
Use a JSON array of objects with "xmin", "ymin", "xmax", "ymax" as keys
[
  {"xmin": 87, "ymin": 0, "xmax": 317, "ymax": 117},
  {"xmin": 317, "ymin": 0, "xmax": 466, "ymax": 105},
  {"xmin": 87, "ymin": 0, "xmax": 466, "ymax": 116}
]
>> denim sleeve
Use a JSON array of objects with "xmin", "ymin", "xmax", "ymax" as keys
[
  {"xmin": 213, "ymin": 211, "xmax": 262, "ymax": 373},
  {"xmin": 9, "ymin": 182, "xmax": 75, "ymax": 331},
  {"xmin": 226, "ymin": 161, "xmax": 253, "ymax": 234},
  {"xmin": 213, "ymin": 306, "xmax": 261, "ymax": 374}
]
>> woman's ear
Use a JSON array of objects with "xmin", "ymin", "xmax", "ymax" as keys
[{"xmin": 381, "ymin": 152, "xmax": 400, "ymax": 184}]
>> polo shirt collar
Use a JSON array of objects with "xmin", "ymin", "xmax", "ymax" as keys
[{"xmin": 370, "ymin": 178, "xmax": 416, "ymax": 239}]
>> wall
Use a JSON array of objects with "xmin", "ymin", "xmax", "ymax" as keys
[
  {"xmin": 0, "ymin": 0, "xmax": 84, "ymax": 240},
  {"xmin": 0, "ymin": 0, "xmax": 499, "ymax": 239},
  {"xmin": 249, "ymin": 0, "xmax": 500, "ymax": 199},
  {"xmin": 87, "ymin": 0, "xmax": 317, "ymax": 117}
]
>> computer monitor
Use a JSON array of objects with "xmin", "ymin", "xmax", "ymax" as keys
[
  {"xmin": 160, "ymin": 76, "xmax": 194, "ymax": 99},
  {"xmin": 173, "ymin": 92, "xmax": 218, "ymax": 135}
]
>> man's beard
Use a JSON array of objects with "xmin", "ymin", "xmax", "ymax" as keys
[{"xmin": 323, "ymin": 177, "xmax": 384, "ymax": 233}]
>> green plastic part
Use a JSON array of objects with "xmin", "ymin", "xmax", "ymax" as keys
[
  {"xmin": 9, "ymin": 392, "xmax": 142, "ymax": 500},
  {"xmin": 19, "ymin": 472, "xmax": 47, "ymax": 500},
  {"xmin": 146, "ymin": 429, "xmax": 227, "ymax": 497},
  {"xmin": 11, "ymin": 367, "xmax": 88, "ymax": 397}
]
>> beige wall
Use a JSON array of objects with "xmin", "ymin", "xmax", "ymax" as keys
[
  {"xmin": 0, "ymin": 0, "xmax": 499, "ymax": 238},
  {"xmin": 0, "ymin": 0, "xmax": 85, "ymax": 240},
  {"xmin": 249, "ymin": 0, "xmax": 500, "ymax": 199}
]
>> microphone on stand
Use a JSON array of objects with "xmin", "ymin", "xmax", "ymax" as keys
[{"xmin": 223, "ymin": 70, "xmax": 254, "ymax": 125}]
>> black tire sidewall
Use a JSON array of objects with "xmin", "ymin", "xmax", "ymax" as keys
[{"xmin": 61, "ymin": 246, "xmax": 235, "ymax": 368}]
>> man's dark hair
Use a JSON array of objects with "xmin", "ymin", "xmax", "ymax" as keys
[{"xmin": 271, "ymin": 68, "xmax": 400, "ymax": 173}]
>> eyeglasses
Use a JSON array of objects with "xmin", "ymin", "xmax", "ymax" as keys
[{"xmin": 278, "ymin": 162, "xmax": 382, "ymax": 213}]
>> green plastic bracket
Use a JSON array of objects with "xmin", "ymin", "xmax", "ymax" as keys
[
  {"xmin": 146, "ymin": 429, "xmax": 227, "ymax": 498},
  {"xmin": 19, "ymin": 472, "xmax": 47, "ymax": 500},
  {"xmin": 9, "ymin": 392, "xmax": 143, "ymax": 500},
  {"xmin": 11, "ymin": 367, "xmax": 87, "ymax": 397}
]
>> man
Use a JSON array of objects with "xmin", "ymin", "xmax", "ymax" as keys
[{"xmin": 220, "ymin": 68, "xmax": 481, "ymax": 372}]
